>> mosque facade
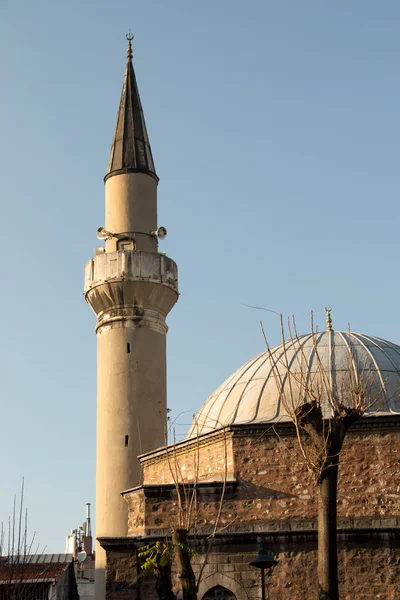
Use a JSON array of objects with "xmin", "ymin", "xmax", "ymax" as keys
[{"xmin": 85, "ymin": 38, "xmax": 400, "ymax": 600}]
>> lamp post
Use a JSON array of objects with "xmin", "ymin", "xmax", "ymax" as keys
[{"xmin": 249, "ymin": 537, "xmax": 278, "ymax": 600}]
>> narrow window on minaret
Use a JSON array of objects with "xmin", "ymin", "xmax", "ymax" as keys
[
  {"xmin": 125, "ymin": 435, "xmax": 129, "ymax": 447},
  {"xmin": 127, "ymin": 343, "xmax": 131, "ymax": 354}
]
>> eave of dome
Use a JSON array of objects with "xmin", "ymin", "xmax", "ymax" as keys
[{"xmin": 188, "ymin": 331, "xmax": 400, "ymax": 439}]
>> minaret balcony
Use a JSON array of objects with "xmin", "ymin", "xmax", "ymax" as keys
[
  {"xmin": 84, "ymin": 250, "xmax": 178, "ymax": 325},
  {"xmin": 84, "ymin": 250, "xmax": 178, "ymax": 294}
]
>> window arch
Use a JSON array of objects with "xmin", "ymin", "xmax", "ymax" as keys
[
  {"xmin": 197, "ymin": 572, "xmax": 248, "ymax": 600},
  {"xmin": 202, "ymin": 585, "xmax": 237, "ymax": 600}
]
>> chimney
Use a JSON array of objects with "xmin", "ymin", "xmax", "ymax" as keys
[{"xmin": 84, "ymin": 503, "xmax": 92, "ymax": 555}]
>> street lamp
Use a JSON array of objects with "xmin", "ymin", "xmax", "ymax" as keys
[{"xmin": 249, "ymin": 537, "xmax": 278, "ymax": 600}]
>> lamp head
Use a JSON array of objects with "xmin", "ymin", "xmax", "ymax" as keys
[{"xmin": 249, "ymin": 537, "xmax": 277, "ymax": 570}]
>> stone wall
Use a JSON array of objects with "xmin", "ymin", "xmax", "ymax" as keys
[
  {"xmin": 105, "ymin": 549, "xmax": 140, "ymax": 600},
  {"xmin": 125, "ymin": 421, "xmax": 400, "ymax": 536},
  {"xmin": 103, "ymin": 419, "xmax": 400, "ymax": 599},
  {"xmin": 102, "ymin": 531, "xmax": 400, "ymax": 600},
  {"xmin": 141, "ymin": 431, "xmax": 235, "ymax": 485},
  {"xmin": 231, "ymin": 425, "xmax": 400, "ymax": 522},
  {"xmin": 194, "ymin": 542, "xmax": 400, "ymax": 600}
]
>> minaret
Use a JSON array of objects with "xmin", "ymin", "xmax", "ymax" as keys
[{"xmin": 84, "ymin": 35, "xmax": 178, "ymax": 599}]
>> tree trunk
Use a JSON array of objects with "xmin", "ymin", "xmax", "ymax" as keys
[
  {"xmin": 318, "ymin": 463, "xmax": 339, "ymax": 600},
  {"xmin": 172, "ymin": 529, "xmax": 197, "ymax": 600},
  {"xmin": 155, "ymin": 577, "xmax": 176, "ymax": 600},
  {"xmin": 155, "ymin": 563, "xmax": 176, "ymax": 600}
]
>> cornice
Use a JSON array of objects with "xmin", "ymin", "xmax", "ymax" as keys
[
  {"xmin": 99, "ymin": 516, "xmax": 400, "ymax": 551},
  {"xmin": 138, "ymin": 416, "xmax": 400, "ymax": 467}
]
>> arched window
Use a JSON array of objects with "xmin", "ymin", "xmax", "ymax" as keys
[{"xmin": 202, "ymin": 585, "xmax": 237, "ymax": 600}]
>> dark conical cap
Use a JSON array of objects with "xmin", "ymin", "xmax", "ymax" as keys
[{"xmin": 105, "ymin": 34, "xmax": 157, "ymax": 182}]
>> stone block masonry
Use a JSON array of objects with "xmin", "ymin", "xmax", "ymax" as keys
[
  {"xmin": 101, "ymin": 417, "xmax": 400, "ymax": 598},
  {"xmin": 102, "ymin": 531, "xmax": 400, "ymax": 599},
  {"xmin": 125, "ymin": 419, "xmax": 400, "ymax": 537}
]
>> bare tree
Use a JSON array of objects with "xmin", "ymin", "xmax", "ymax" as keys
[
  {"xmin": 262, "ymin": 311, "xmax": 388, "ymax": 600},
  {"xmin": 0, "ymin": 480, "xmax": 55, "ymax": 600},
  {"xmin": 139, "ymin": 422, "xmax": 229, "ymax": 600}
]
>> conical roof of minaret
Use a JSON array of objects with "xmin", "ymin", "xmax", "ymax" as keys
[{"xmin": 105, "ymin": 35, "xmax": 157, "ymax": 182}]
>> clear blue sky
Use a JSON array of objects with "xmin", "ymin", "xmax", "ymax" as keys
[{"xmin": 1, "ymin": 0, "xmax": 400, "ymax": 552}]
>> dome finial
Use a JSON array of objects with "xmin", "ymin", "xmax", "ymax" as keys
[
  {"xmin": 126, "ymin": 32, "xmax": 134, "ymax": 61},
  {"xmin": 325, "ymin": 306, "xmax": 333, "ymax": 332}
]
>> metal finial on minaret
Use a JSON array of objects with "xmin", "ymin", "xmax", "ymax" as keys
[
  {"xmin": 325, "ymin": 306, "xmax": 333, "ymax": 332},
  {"xmin": 126, "ymin": 32, "xmax": 134, "ymax": 61}
]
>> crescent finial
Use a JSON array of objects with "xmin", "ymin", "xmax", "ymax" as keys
[
  {"xmin": 325, "ymin": 306, "xmax": 333, "ymax": 332},
  {"xmin": 126, "ymin": 32, "xmax": 134, "ymax": 60}
]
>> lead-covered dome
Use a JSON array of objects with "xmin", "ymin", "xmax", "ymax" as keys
[{"xmin": 188, "ymin": 331, "xmax": 400, "ymax": 438}]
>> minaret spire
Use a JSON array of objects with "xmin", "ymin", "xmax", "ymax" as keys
[{"xmin": 105, "ymin": 33, "xmax": 157, "ymax": 181}]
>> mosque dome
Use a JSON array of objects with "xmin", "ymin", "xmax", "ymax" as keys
[{"xmin": 188, "ymin": 331, "xmax": 400, "ymax": 438}]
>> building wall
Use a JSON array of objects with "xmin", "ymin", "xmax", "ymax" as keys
[
  {"xmin": 142, "ymin": 432, "xmax": 235, "ymax": 486},
  {"xmin": 127, "ymin": 421, "xmax": 400, "ymax": 536},
  {"xmin": 194, "ymin": 542, "xmax": 400, "ymax": 600},
  {"xmin": 104, "ymin": 419, "xmax": 400, "ymax": 599},
  {"xmin": 231, "ymin": 425, "xmax": 400, "ymax": 522},
  {"xmin": 103, "ymin": 533, "xmax": 400, "ymax": 600},
  {"xmin": 105, "ymin": 549, "xmax": 139, "ymax": 600},
  {"xmin": 54, "ymin": 563, "xmax": 79, "ymax": 600},
  {"xmin": 77, "ymin": 581, "xmax": 95, "ymax": 600}
]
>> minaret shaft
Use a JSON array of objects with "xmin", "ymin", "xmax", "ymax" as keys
[
  {"xmin": 96, "ymin": 322, "xmax": 168, "ymax": 530},
  {"xmin": 105, "ymin": 172, "xmax": 157, "ymax": 252}
]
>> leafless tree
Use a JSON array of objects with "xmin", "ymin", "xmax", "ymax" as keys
[
  {"xmin": 262, "ymin": 312, "xmax": 388, "ymax": 600},
  {"xmin": 0, "ymin": 480, "xmax": 53, "ymax": 600},
  {"xmin": 139, "ymin": 420, "xmax": 229, "ymax": 600}
]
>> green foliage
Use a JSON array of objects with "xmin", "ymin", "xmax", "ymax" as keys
[
  {"xmin": 138, "ymin": 540, "xmax": 198, "ymax": 578},
  {"xmin": 138, "ymin": 541, "xmax": 171, "ymax": 578}
]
